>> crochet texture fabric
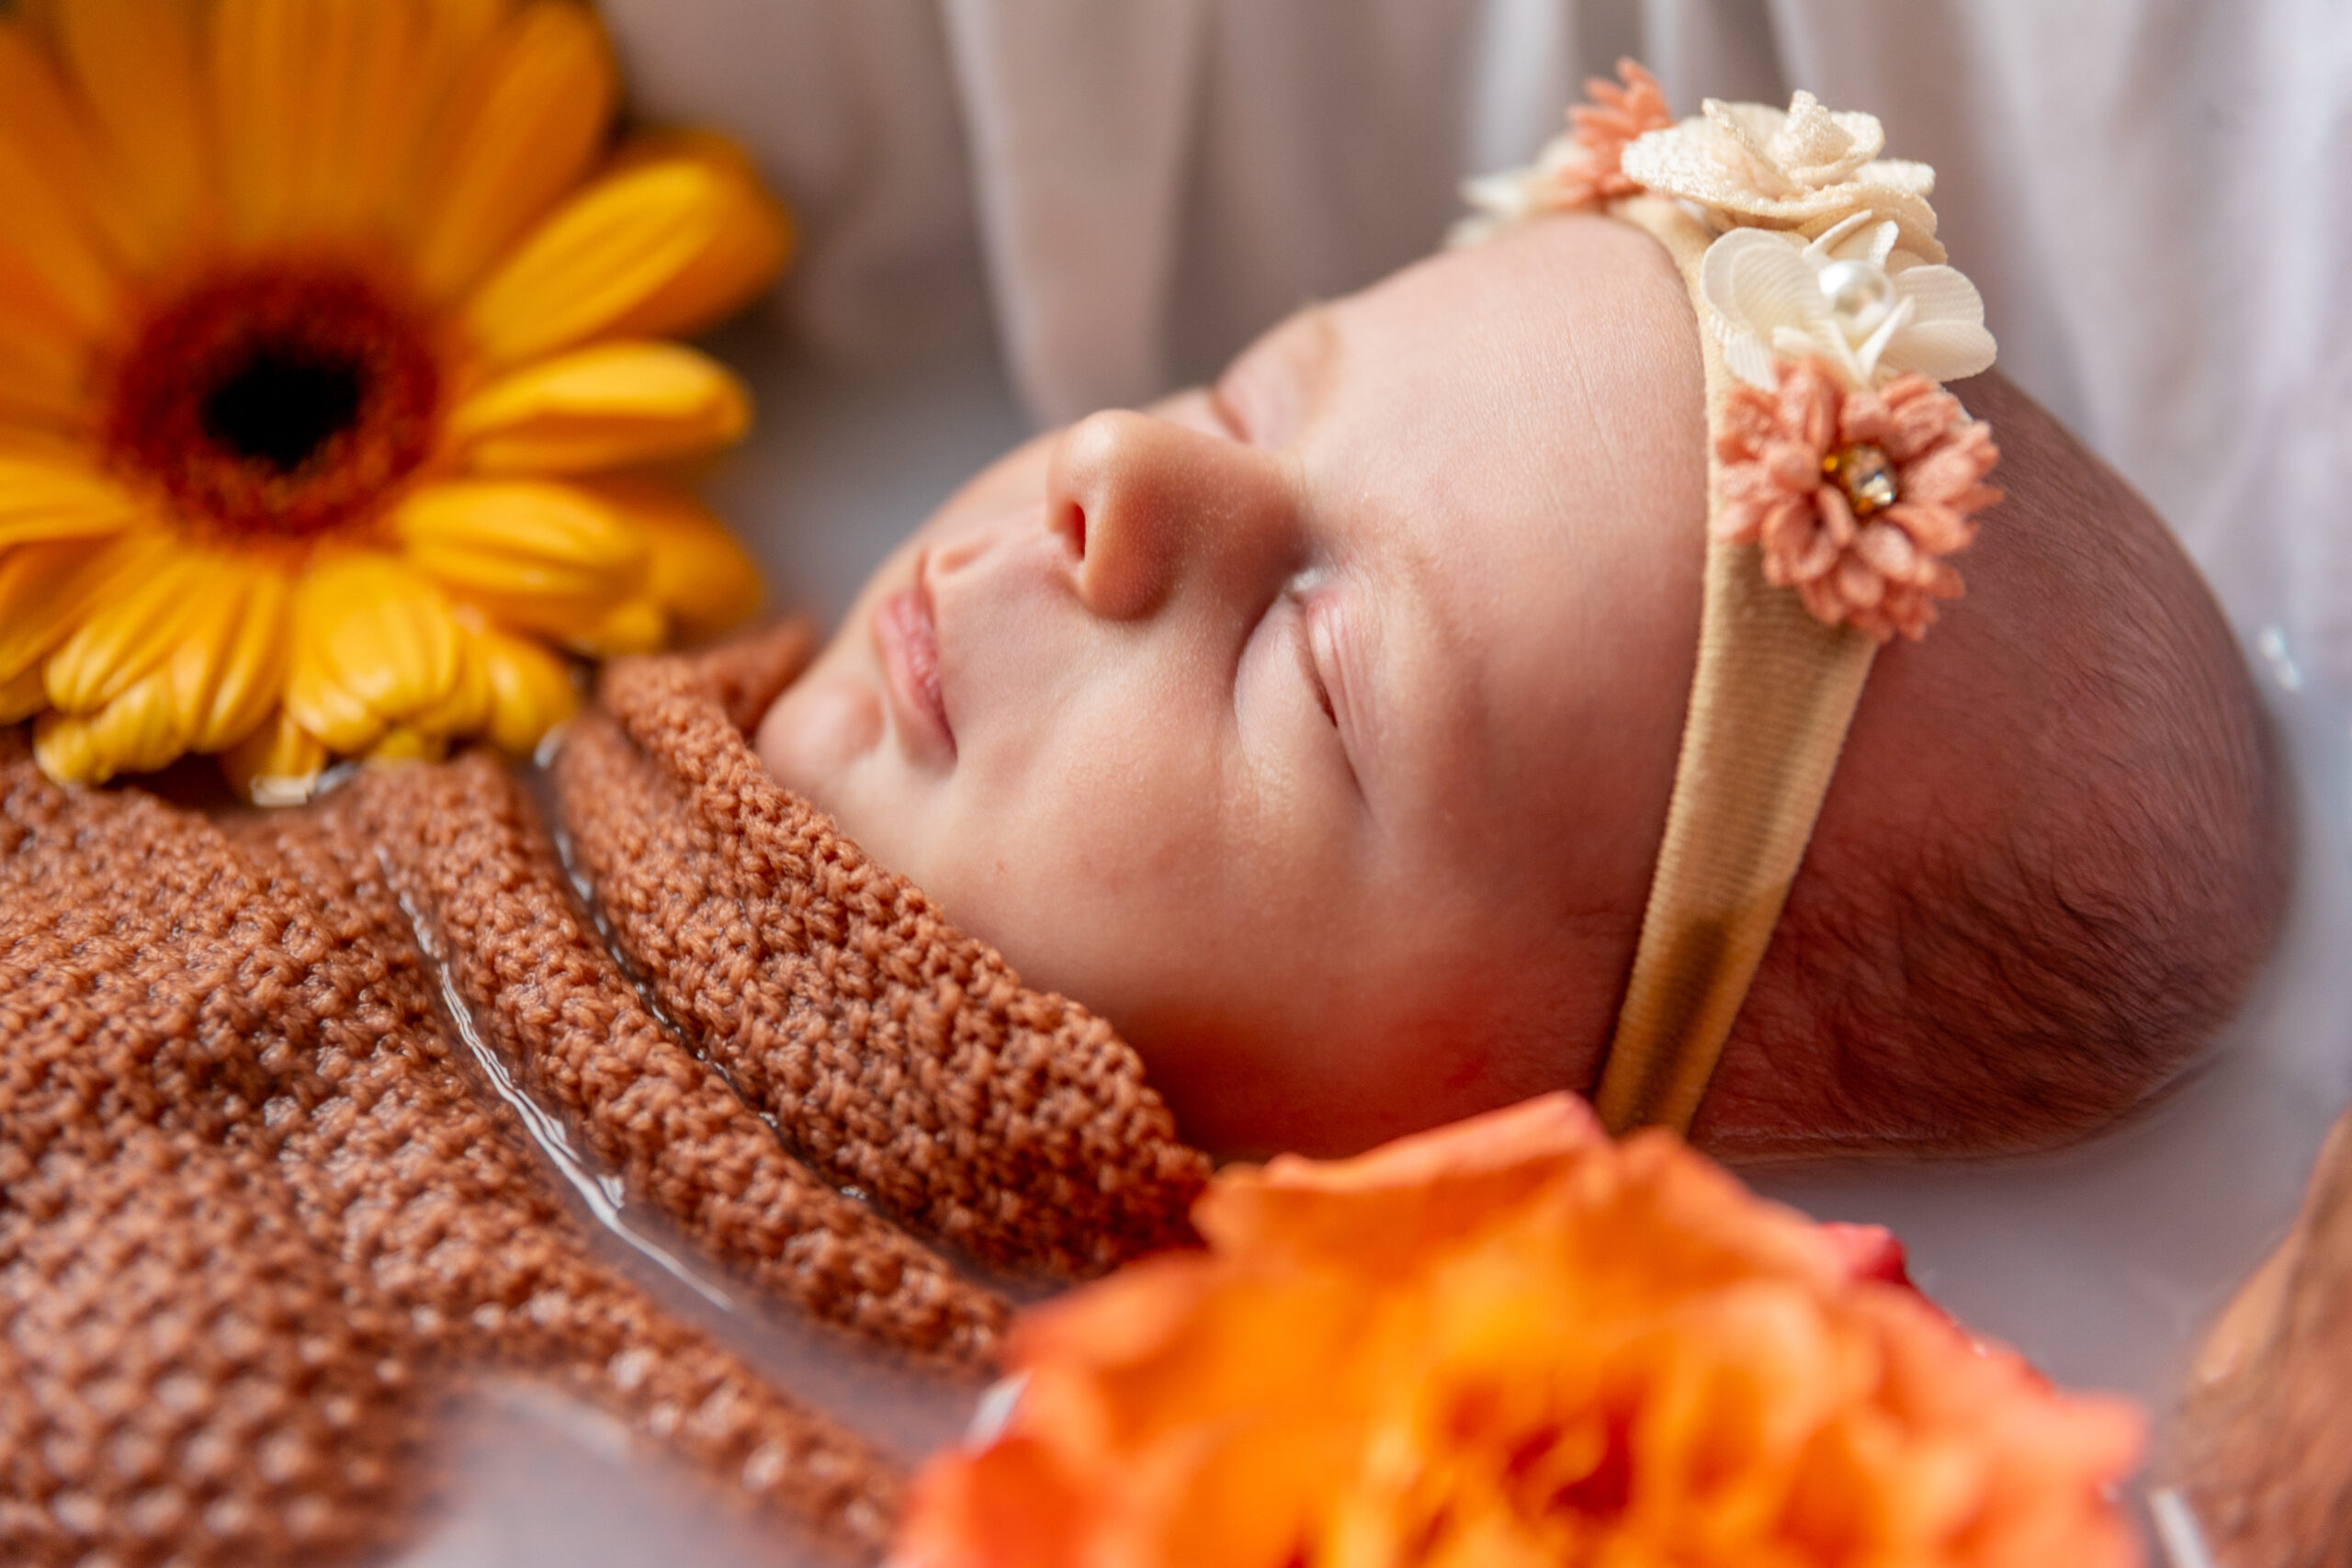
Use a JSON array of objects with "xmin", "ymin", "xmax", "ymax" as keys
[{"xmin": 0, "ymin": 622, "xmax": 1209, "ymax": 1566}]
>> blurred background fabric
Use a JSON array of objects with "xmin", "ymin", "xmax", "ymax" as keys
[{"xmin": 605, "ymin": 0, "xmax": 2350, "ymax": 689}]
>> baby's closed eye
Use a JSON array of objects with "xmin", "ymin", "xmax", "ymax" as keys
[
  {"xmin": 1295, "ymin": 598, "xmax": 1339, "ymax": 727},
  {"xmin": 1272, "ymin": 583, "xmax": 1364, "ymax": 798}
]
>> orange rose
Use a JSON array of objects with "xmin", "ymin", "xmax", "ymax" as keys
[{"xmin": 896, "ymin": 1095, "xmax": 2143, "ymax": 1568}]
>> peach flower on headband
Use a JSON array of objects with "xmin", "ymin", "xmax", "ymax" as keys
[
  {"xmin": 1622, "ymin": 90, "xmax": 1943, "ymax": 259},
  {"xmin": 1716, "ymin": 361, "xmax": 2002, "ymax": 642},
  {"xmin": 1453, "ymin": 60, "xmax": 1672, "ymax": 243},
  {"xmin": 895, "ymin": 1095, "xmax": 2142, "ymax": 1568}
]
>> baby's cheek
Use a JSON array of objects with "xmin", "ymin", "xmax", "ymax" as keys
[{"xmin": 756, "ymin": 675, "xmax": 883, "ymax": 807}]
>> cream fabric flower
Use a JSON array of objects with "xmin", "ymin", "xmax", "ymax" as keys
[
  {"xmin": 1702, "ymin": 212, "xmax": 1996, "ymax": 390},
  {"xmin": 1621, "ymin": 90, "xmax": 1943, "ymax": 259}
]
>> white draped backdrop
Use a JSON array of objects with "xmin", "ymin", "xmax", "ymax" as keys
[{"xmin": 604, "ymin": 0, "xmax": 2351, "ymax": 693}]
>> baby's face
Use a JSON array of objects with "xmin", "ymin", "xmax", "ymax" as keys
[{"xmin": 759, "ymin": 218, "xmax": 1708, "ymax": 1156}]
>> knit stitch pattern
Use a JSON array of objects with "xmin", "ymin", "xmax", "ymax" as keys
[
  {"xmin": 0, "ymin": 622, "xmax": 1209, "ymax": 1565},
  {"xmin": 560, "ymin": 637, "xmax": 1210, "ymax": 1278}
]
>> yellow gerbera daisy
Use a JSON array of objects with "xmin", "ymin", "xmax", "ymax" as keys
[{"xmin": 0, "ymin": 0, "xmax": 788, "ymax": 799}]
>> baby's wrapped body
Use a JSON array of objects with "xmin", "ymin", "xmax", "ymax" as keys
[{"xmin": 0, "ymin": 627, "xmax": 1205, "ymax": 1568}]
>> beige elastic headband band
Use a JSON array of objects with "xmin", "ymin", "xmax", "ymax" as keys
[
  {"xmin": 1589, "ymin": 197, "xmax": 1878, "ymax": 1135},
  {"xmin": 1455, "ymin": 64, "xmax": 2003, "ymax": 1136}
]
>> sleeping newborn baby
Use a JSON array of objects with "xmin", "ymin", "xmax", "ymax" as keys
[{"xmin": 755, "ymin": 209, "xmax": 2286, "ymax": 1162}]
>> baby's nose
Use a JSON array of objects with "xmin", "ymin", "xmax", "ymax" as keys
[{"xmin": 1046, "ymin": 409, "xmax": 1300, "ymax": 621}]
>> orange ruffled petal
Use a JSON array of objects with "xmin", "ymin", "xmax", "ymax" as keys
[{"xmin": 899, "ymin": 1095, "xmax": 2144, "ymax": 1568}]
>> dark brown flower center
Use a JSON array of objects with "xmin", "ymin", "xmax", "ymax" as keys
[{"xmin": 107, "ymin": 267, "xmax": 440, "ymax": 540}]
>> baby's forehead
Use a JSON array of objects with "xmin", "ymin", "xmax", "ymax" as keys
[
  {"xmin": 1232, "ymin": 228, "xmax": 1693, "ymax": 902},
  {"xmin": 1283, "ymin": 216, "xmax": 1709, "ymax": 886},
  {"xmin": 1341, "ymin": 215, "xmax": 1694, "ymax": 385},
  {"xmin": 1295, "ymin": 218, "xmax": 1702, "ymax": 525}
]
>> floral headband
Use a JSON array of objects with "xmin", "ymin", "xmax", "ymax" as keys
[{"xmin": 1456, "ymin": 62, "xmax": 2003, "ymax": 1136}]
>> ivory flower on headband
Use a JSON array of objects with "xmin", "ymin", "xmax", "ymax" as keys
[
  {"xmin": 0, "ymin": 0, "xmax": 786, "ymax": 799},
  {"xmin": 1702, "ymin": 213, "xmax": 1996, "ymax": 393},
  {"xmin": 1620, "ymin": 90, "xmax": 1942, "ymax": 259}
]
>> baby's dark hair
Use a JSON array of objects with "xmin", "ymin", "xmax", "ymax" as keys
[{"xmin": 1694, "ymin": 372, "xmax": 2290, "ymax": 1159}]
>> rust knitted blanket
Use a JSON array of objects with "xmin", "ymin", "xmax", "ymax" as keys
[{"xmin": 0, "ymin": 623, "xmax": 1210, "ymax": 1567}]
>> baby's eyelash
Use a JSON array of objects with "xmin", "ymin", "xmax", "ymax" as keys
[{"xmin": 1297, "ymin": 623, "xmax": 1338, "ymax": 726}]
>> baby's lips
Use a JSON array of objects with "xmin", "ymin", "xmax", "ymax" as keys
[{"xmin": 874, "ymin": 577, "xmax": 956, "ymax": 760}]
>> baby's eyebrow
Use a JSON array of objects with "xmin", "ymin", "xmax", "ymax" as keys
[{"xmin": 1216, "ymin": 305, "xmax": 1340, "ymax": 447}]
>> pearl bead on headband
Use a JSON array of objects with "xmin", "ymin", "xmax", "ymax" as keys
[{"xmin": 1456, "ymin": 62, "xmax": 2004, "ymax": 1135}]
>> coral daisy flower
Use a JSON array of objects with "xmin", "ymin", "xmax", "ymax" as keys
[
  {"xmin": 1453, "ymin": 58, "xmax": 1672, "ymax": 243},
  {"xmin": 0, "ymin": 0, "xmax": 788, "ymax": 797},
  {"xmin": 1714, "ymin": 360, "xmax": 2001, "ymax": 642}
]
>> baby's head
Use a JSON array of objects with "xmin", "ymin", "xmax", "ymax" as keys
[{"xmin": 757, "ymin": 213, "xmax": 2285, "ymax": 1159}]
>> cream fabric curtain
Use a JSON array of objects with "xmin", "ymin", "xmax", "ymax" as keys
[{"xmin": 605, "ymin": 0, "xmax": 2351, "ymax": 683}]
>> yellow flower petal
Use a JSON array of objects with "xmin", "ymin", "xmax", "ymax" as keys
[
  {"xmin": 0, "ymin": 305, "xmax": 92, "ymax": 430},
  {"xmin": 0, "ymin": 55, "xmax": 101, "ymax": 424},
  {"xmin": 175, "ymin": 558, "xmax": 291, "ymax": 751},
  {"xmin": 0, "ymin": 27, "xmax": 146, "ymax": 277},
  {"xmin": 221, "ymin": 707, "xmax": 328, "ymax": 806},
  {"xmin": 200, "ymin": 0, "xmax": 295, "ymax": 246},
  {"xmin": 51, "ymin": 0, "xmax": 209, "ymax": 267},
  {"xmin": 0, "ymin": 661, "xmax": 45, "ymax": 723},
  {"xmin": 0, "ymin": 449, "xmax": 143, "ymax": 547},
  {"xmin": 211, "ymin": 0, "xmax": 449, "ymax": 247},
  {"xmin": 419, "ymin": 0, "xmax": 514, "ymax": 63},
  {"xmin": 390, "ymin": 478, "xmax": 646, "ymax": 637},
  {"xmin": 449, "ymin": 341, "xmax": 751, "ymax": 474},
  {"xmin": 285, "ymin": 551, "xmax": 464, "ymax": 752},
  {"xmin": 407, "ymin": 621, "xmax": 493, "ymax": 739},
  {"xmin": 33, "ymin": 668, "xmax": 182, "ymax": 785},
  {"xmin": 569, "ymin": 594, "xmax": 668, "ymax": 658},
  {"xmin": 0, "ymin": 105, "xmax": 121, "ymax": 349},
  {"xmin": 407, "ymin": 0, "xmax": 617, "ymax": 304},
  {"xmin": 42, "ymin": 543, "xmax": 216, "ymax": 712},
  {"xmin": 578, "ymin": 476, "xmax": 763, "ymax": 638},
  {"xmin": 36, "ymin": 536, "xmax": 283, "ymax": 754},
  {"xmin": 462, "ymin": 142, "xmax": 787, "ymax": 368},
  {"xmin": 211, "ymin": 0, "xmax": 496, "ymax": 251},
  {"xmin": 595, "ymin": 130, "xmax": 794, "ymax": 344},
  {"xmin": 470, "ymin": 623, "xmax": 577, "ymax": 755},
  {"xmin": 366, "ymin": 724, "xmax": 449, "ymax": 764},
  {"xmin": 0, "ymin": 532, "xmax": 141, "ymax": 683}
]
